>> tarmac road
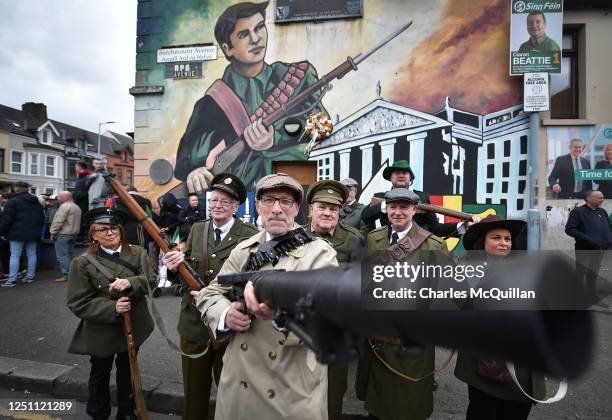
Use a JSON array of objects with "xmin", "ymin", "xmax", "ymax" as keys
[{"xmin": 1, "ymin": 268, "xmax": 611, "ymax": 419}]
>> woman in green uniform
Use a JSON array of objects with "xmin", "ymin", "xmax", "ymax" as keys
[
  {"xmin": 66, "ymin": 207, "xmax": 155, "ymax": 420},
  {"xmin": 455, "ymin": 215, "xmax": 545, "ymax": 420}
]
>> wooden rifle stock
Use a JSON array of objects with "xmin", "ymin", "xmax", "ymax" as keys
[
  {"xmin": 370, "ymin": 196, "xmax": 473, "ymax": 221},
  {"xmin": 123, "ymin": 312, "xmax": 148, "ymax": 420},
  {"xmin": 104, "ymin": 174, "xmax": 206, "ymax": 291}
]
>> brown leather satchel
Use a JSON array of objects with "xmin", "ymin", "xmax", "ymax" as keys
[{"xmin": 477, "ymin": 358, "xmax": 512, "ymax": 383}]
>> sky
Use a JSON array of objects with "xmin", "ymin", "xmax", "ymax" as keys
[{"xmin": 0, "ymin": 0, "xmax": 136, "ymax": 135}]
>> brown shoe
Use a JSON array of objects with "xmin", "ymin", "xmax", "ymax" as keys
[{"xmin": 54, "ymin": 277, "xmax": 67, "ymax": 283}]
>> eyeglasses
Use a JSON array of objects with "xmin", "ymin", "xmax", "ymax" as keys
[
  {"xmin": 208, "ymin": 198, "xmax": 237, "ymax": 207},
  {"xmin": 94, "ymin": 226, "xmax": 119, "ymax": 234},
  {"xmin": 259, "ymin": 196, "xmax": 295, "ymax": 209}
]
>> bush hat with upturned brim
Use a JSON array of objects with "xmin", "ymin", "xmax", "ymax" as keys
[{"xmin": 462, "ymin": 215, "xmax": 526, "ymax": 250}]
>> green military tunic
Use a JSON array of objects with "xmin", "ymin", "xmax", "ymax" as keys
[
  {"xmin": 305, "ymin": 222, "xmax": 362, "ymax": 420},
  {"xmin": 178, "ymin": 218, "xmax": 258, "ymax": 345},
  {"xmin": 306, "ymin": 222, "xmax": 363, "ymax": 267},
  {"xmin": 339, "ymin": 201, "xmax": 365, "ymax": 230},
  {"xmin": 67, "ymin": 245, "xmax": 155, "ymax": 358},
  {"xmin": 518, "ymin": 33, "xmax": 560, "ymax": 53},
  {"xmin": 175, "ymin": 61, "xmax": 327, "ymax": 189},
  {"xmin": 358, "ymin": 223, "xmax": 449, "ymax": 420}
]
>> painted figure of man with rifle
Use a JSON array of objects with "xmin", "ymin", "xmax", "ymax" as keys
[
  {"xmin": 173, "ymin": 1, "xmax": 412, "ymax": 195},
  {"xmin": 66, "ymin": 206, "xmax": 155, "ymax": 420},
  {"xmin": 174, "ymin": 1, "xmax": 327, "ymax": 193}
]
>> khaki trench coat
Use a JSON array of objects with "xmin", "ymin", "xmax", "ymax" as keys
[{"xmin": 196, "ymin": 230, "xmax": 338, "ymax": 420}]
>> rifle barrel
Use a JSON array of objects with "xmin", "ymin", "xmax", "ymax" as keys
[
  {"xmin": 123, "ymin": 312, "xmax": 149, "ymax": 420},
  {"xmin": 353, "ymin": 21, "xmax": 413, "ymax": 66}
]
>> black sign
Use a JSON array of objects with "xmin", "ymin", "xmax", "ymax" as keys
[
  {"xmin": 275, "ymin": 0, "xmax": 363, "ymax": 23},
  {"xmin": 164, "ymin": 62, "xmax": 202, "ymax": 79}
]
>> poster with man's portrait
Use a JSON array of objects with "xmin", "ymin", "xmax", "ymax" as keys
[
  {"xmin": 509, "ymin": 0, "xmax": 563, "ymax": 75},
  {"xmin": 547, "ymin": 125, "xmax": 612, "ymax": 200}
]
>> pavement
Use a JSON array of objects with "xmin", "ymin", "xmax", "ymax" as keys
[{"xmin": 1, "ymin": 267, "xmax": 612, "ymax": 419}]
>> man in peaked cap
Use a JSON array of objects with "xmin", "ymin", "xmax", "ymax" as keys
[
  {"xmin": 358, "ymin": 187, "xmax": 449, "ymax": 420},
  {"xmin": 305, "ymin": 179, "xmax": 363, "ymax": 420},
  {"xmin": 361, "ymin": 159, "xmax": 480, "ymax": 236},
  {"xmin": 166, "ymin": 172, "xmax": 338, "ymax": 419},
  {"xmin": 163, "ymin": 172, "xmax": 257, "ymax": 420},
  {"xmin": 339, "ymin": 178, "xmax": 364, "ymax": 229}
]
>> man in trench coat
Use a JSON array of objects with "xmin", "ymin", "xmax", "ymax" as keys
[{"xmin": 165, "ymin": 173, "xmax": 338, "ymax": 420}]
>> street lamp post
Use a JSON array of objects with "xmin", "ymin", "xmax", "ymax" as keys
[{"xmin": 97, "ymin": 121, "xmax": 116, "ymax": 157}]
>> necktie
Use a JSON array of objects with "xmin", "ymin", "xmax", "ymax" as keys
[
  {"xmin": 390, "ymin": 232, "xmax": 399, "ymax": 245},
  {"xmin": 574, "ymin": 157, "xmax": 583, "ymax": 192},
  {"xmin": 214, "ymin": 228, "xmax": 222, "ymax": 246}
]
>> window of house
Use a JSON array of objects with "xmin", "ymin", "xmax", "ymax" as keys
[
  {"xmin": 116, "ymin": 168, "xmax": 123, "ymax": 183},
  {"xmin": 29, "ymin": 153, "xmax": 39, "ymax": 175},
  {"xmin": 40, "ymin": 129, "xmax": 52, "ymax": 145},
  {"xmin": 551, "ymin": 26, "xmax": 581, "ymax": 119},
  {"xmin": 45, "ymin": 155, "xmax": 57, "ymax": 177},
  {"xmin": 11, "ymin": 151, "xmax": 23, "ymax": 174},
  {"xmin": 127, "ymin": 170, "xmax": 133, "ymax": 186},
  {"xmin": 0, "ymin": 149, "xmax": 4, "ymax": 173}
]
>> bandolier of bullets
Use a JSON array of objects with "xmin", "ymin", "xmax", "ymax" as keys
[{"xmin": 246, "ymin": 227, "xmax": 317, "ymax": 271}]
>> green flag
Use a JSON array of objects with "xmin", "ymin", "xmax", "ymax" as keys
[
  {"xmin": 171, "ymin": 227, "xmax": 180, "ymax": 244},
  {"xmin": 145, "ymin": 205, "xmax": 154, "ymax": 219}
]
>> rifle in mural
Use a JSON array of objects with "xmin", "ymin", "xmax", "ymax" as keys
[
  {"xmin": 210, "ymin": 21, "xmax": 413, "ymax": 175},
  {"xmin": 370, "ymin": 195, "xmax": 474, "ymax": 221},
  {"xmin": 168, "ymin": 21, "xmax": 414, "ymax": 198}
]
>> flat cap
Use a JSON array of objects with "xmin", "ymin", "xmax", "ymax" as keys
[
  {"xmin": 14, "ymin": 181, "xmax": 30, "ymax": 188},
  {"xmin": 384, "ymin": 188, "xmax": 420, "ymax": 205},
  {"xmin": 256, "ymin": 173, "xmax": 304, "ymax": 203},
  {"xmin": 340, "ymin": 178, "xmax": 359, "ymax": 187},
  {"xmin": 210, "ymin": 172, "xmax": 247, "ymax": 203},
  {"xmin": 306, "ymin": 180, "xmax": 348, "ymax": 206}
]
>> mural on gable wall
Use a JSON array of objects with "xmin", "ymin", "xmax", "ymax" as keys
[{"xmin": 136, "ymin": 0, "xmax": 530, "ymax": 223}]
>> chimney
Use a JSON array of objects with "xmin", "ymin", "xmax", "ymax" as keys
[{"xmin": 21, "ymin": 102, "xmax": 48, "ymax": 131}]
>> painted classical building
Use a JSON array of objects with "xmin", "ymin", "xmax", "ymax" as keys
[{"xmin": 310, "ymin": 97, "xmax": 531, "ymax": 218}]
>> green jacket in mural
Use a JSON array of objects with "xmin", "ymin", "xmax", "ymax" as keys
[
  {"xmin": 518, "ymin": 33, "xmax": 560, "ymax": 53},
  {"xmin": 177, "ymin": 218, "xmax": 258, "ymax": 345},
  {"xmin": 66, "ymin": 246, "xmax": 155, "ymax": 358},
  {"xmin": 357, "ymin": 223, "xmax": 448, "ymax": 420},
  {"xmin": 175, "ymin": 61, "xmax": 327, "ymax": 190}
]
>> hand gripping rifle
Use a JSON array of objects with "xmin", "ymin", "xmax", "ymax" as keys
[
  {"xmin": 245, "ymin": 253, "xmax": 593, "ymax": 379},
  {"xmin": 209, "ymin": 21, "xmax": 413, "ymax": 177}
]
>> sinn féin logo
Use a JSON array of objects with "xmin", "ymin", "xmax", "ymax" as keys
[{"xmin": 514, "ymin": 1, "xmax": 527, "ymax": 13}]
